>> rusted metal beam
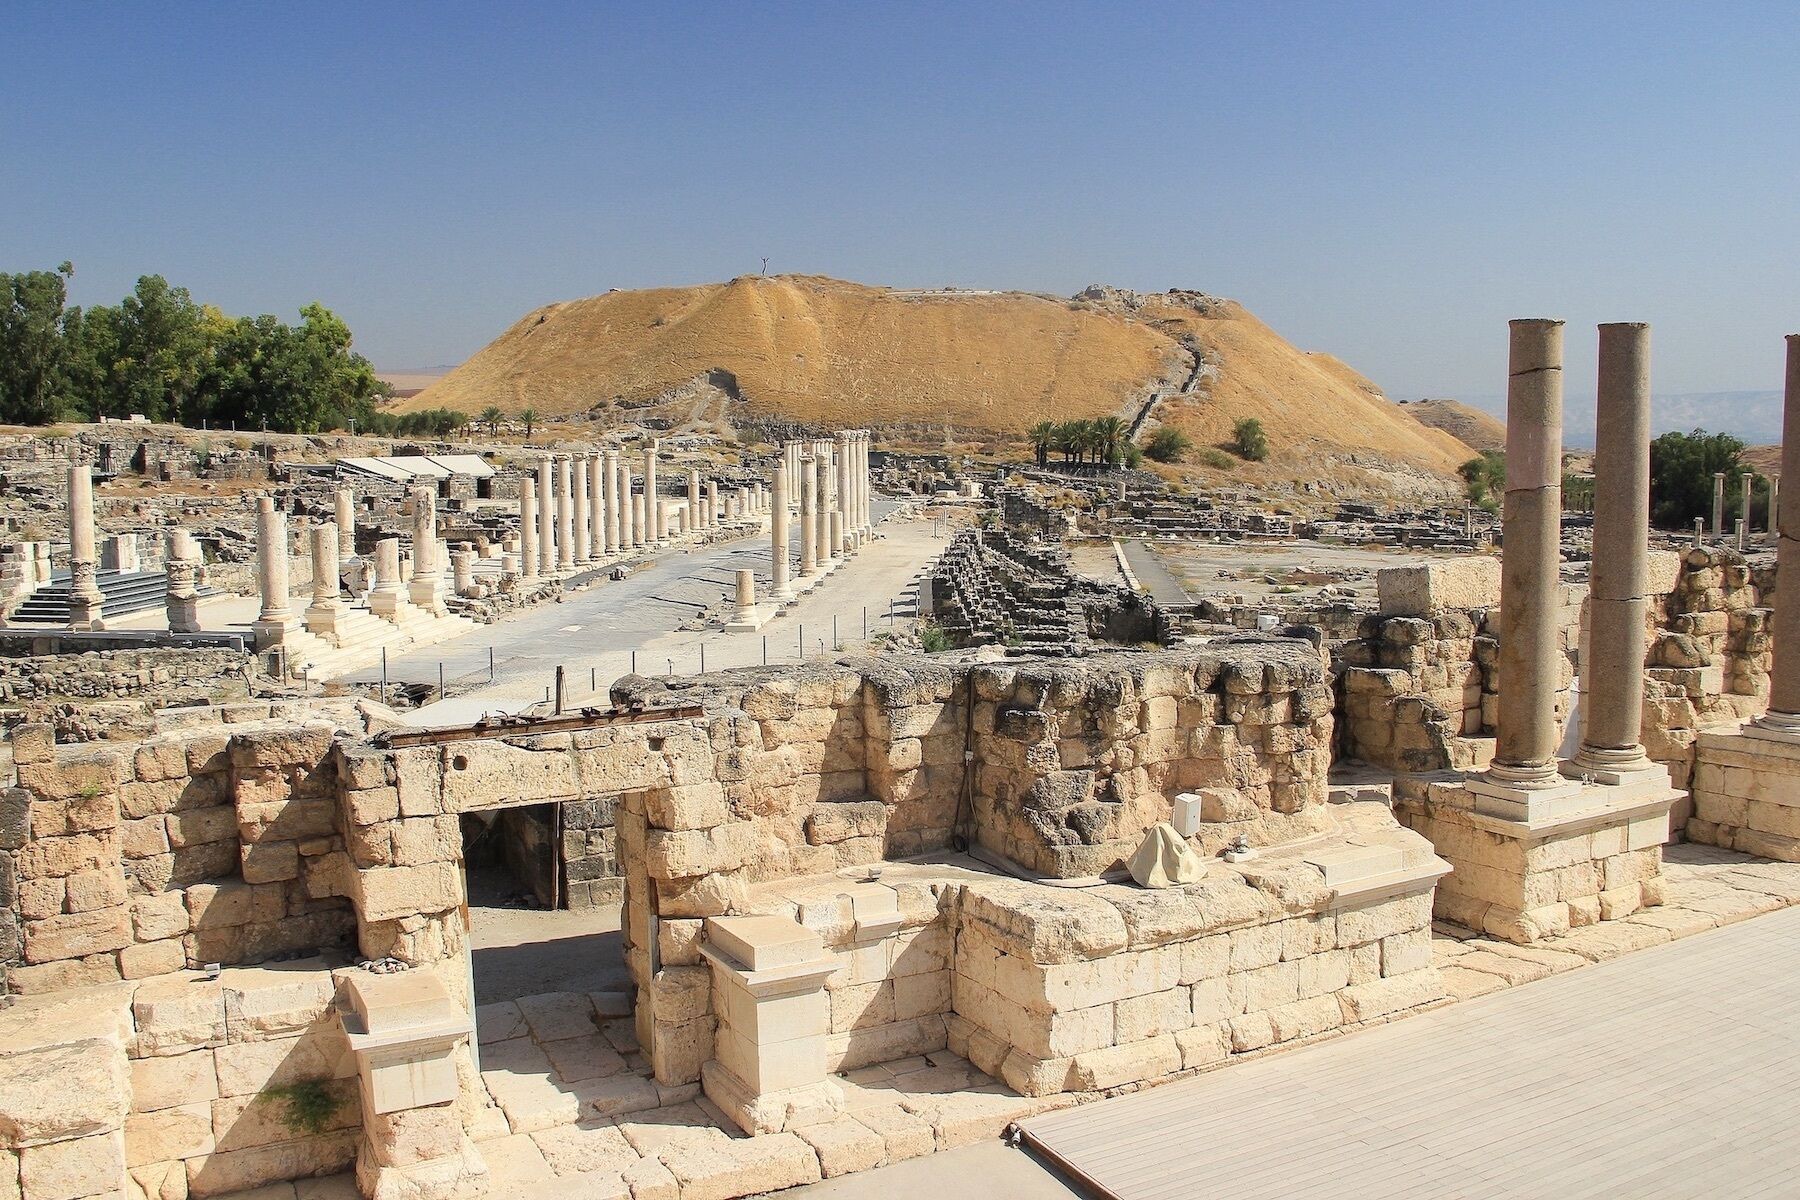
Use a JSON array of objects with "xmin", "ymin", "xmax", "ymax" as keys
[{"xmin": 374, "ymin": 703, "xmax": 703, "ymax": 749}]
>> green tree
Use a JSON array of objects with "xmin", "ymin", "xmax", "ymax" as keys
[
  {"xmin": 83, "ymin": 275, "xmax": 210, "ymax": 422},
  {"xmin": 1232, "ymin": 417, "xmax": 1269, "ymax": 462},
  {"xmin": 481, "ymin": 405, "xmax": 504, "ymax": 434},
  {"xmin": 520, "ymin": 408, "xmax": 537, "ymax": 439},
  {"xmin": 1650, "ymin": 429, "xmax": 1757, "ymax": 530},
  {"xmin": 1144, "ymin": 427, "xmax": 1193, "ymax": 463},
  {"xmin": 1027, "ymin": 420, "xmax": 1056, "ymax": 467},
  {"xmin": 1460, "ymin": 451, "xmax": 1506, "ymax": 512},
  {"xmin": 1092, "ymin": 416, "xmax": 1128, "ymax": 467},
  {"xmin": 0, "ymin": 262, "xmax": 79, "ymax": 424}
]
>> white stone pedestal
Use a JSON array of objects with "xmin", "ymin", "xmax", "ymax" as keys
[{"xmin": 700, "ymin": 915, "xmax": 844, "ymax": 1135}]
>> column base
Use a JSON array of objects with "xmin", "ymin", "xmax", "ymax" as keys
[
  {"xmin": 1560, "ymin": 747, "xmax": 1666, "ymax": 788},
  {"xmin": 305, "ymin": 601, "xmax": 350, "ymax": 639},
  {"xmin": 251, "ymin": 615, "xmax": 299, "ymax": 652},
  {"xmin": 1398, "ymin": 771, "xmax": 1678, "ymax": 945},
  {"xmin": 355, "ymin": 1134, "xmax": 489, "ymax": 1200},
  {"xmin": 701, "ymin": 1061, "xmax": 844, "ymax": 1136},
  {"xmin": 1688, "ymin": 724, "xmax": 1800, "ymax": 859},
  {"xmin": 725, "ymin": 607, "xmax": 766, "ymax": 632},
  {"xmin": 67, "ymin": 591, "xmax": 106, "ymax": 633},
  {"xmin": 407, "ymin": 581, "xmax": 445, "ymax": 615},
  {"xmin": 166, "ymin": 597, "xmax": 201, "ymax": 635}
]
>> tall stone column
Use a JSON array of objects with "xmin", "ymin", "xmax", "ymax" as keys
[
  {"xmin": 66, "ymin": 459, "xmax": 105, "ymax": 631},
  {"xmin": 799, "ymin": 457, "xmax": 818, "ymax": 578},
  {"xmin": 519, "ymin": 477, "xmax": 540, "ymax": 584},
  {"xmin": 573, "ymin": 457, "xmax": 592, "ymax": 566},
  {"xmin": 336, "ymin": 487, "xmax": 357, "ymax": 562},
  {"xmin": 706, "ymin": 481, "xmax": 720, "ymax": 529},
  {"xmin": 1486, "ymin": 319, "xmax": 1567, "ymax": 792},
  {"xmin": 536, "ymin": 458, "xmax": 556, "ymax": 575},
  {"xmin": 1771, "ymin": 472, "xmax": 1783, "ymax": 543},
  {"xmin": 1742, "ymin": 472, "xmax": 1756, "ymax": 535},
  {"xmin": 252, "ymin": 496, "xmax": 295, "ymax": 649},
  {"xmin": 688, "ymin": 472, "xmax": 702, "ymax": 532},
  {"xmin": 1569, "ymin": 323, "xmax": 1656, "ymax": 779},
  {"xmin": 407, "ymin": 487, "xmax": 443, "ymax": 613},
  {"xmin": 771, "ymin": 466, "xmax": 792, "ymax": 599},
  {"xmin": 837, "ymin": 432, "xmax": 853, "ymax": 548},
  {"xmin": 644, "ymin": 439, "xmax": 662, "ymax": 544},
  {"xmin": 814, "ymin": 450, "xmax": 833, "ymax": 568},
  {"xmin": 588, "ymin": 453, "xmax": 605, "ymax": 559},
  {"xmin": 1757, "ymin": 335, "xmax": 1800, "ymax": 732},
  {"xmin": 1713, "ymin": 472, "xmax": 1727, "ymax": 538},
  {"xmin": 604, "ymin": 450, "xmax": 621, "ymax": 553},
  {"xmin": 556, "ymin": 456, "xmax": 575, "ymax": 569}
]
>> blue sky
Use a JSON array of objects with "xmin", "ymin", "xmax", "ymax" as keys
[{"xmin": 5, "ymin": 2, "xmax": 1796, "ymax": 413}]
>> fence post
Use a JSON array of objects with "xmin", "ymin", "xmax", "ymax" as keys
[
  {"xmin": 699, "ymin": 643, "xmax": 706, "ymax": 673},
  {"xmin": 380, "ymin": 647, "xmax": 387, "ymax": 696},
  {"xmin": 489, "ymin": 646, "xmax": 495, "ymax": 681},
  {"xmin": 438, "ymin": 661, "xmax": 445, "ymax": 698},
  {"xmin": 762, "ymin": 635, "xmax": 767, "ymax": 665},
  {"xmin": 554, "ymin": 666, "xmax": 565, "ymax": 714},
  {"xmin": 798, "ymin": 624, "xmax": 804, "ymax": 659},
  {"xmin": 863, "ymin": 607, "xmax": 868, "ymax": 639},
  {"xmin": 833, "ymin": 615, "xmax": 838, "ymax": 650},
  {"xmin": 631, "ymin": 650, "xmax": 638, "ymax": 675},
  {"xmin": 590, "ymin": 666, "xmax": 596, "ymax": 692}
]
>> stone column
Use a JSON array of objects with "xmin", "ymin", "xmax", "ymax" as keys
[
  {"xmin": 837, "ymin": 432, "xmax": 853, "ymax": 548},
  {"xmin": 519, "ymin": 477, "xmax": 540, "ymax": 584},
  {"xmin": 688, "ymin": 472, "xmax": 702, "ymax": 532},
  {"xmin": 814, "ymin": 450, "xmax": 833, "ymax": 569},
  {"xmin": 556, "ymin": 456, "xmax": 575, "ymax": 569},
  {"xmin": 771, "ymin": 467, "xmax": 792, "ymax": 599},
  {"xmin": 573, "ymin": 456, "xmax": 592, "ymax": 566},
  {"xmin": 536, "ymin": 458, "xmax": 556, "ymax": 575},
  {"xmin": 305, "ymin": 521, "xmax": 348, "ymax": 638},
  {"xmin": 604, "ymin": 450, "xmax": 621, "ymax": 553},
  {"xmin": 1486, "ymin": 319, "xmax": 1566, "ymax": 791},
  {"xmin": 588, "ymin": 453, "xmax": 605, "ymax": 559},
  {"xmin": 407, "ymin": 487, "xmax": 443, "ymax": 613},
  {"xmin": 1771, "ymin": 472, "xmax": 1783, "ymax": 543},
  {"xmin": 336, "ymin": 487, "xmax": 357, "ymax": 562},
  {"xmin": 1743, "ymin": 472, "xmax": 1757, "ymax": 535},
  {"xmin": 830, "ymin": 510, "xmax": 844, "ymax": 558},
  {"xmin": 799, "ymin": 457, "xmax": 818, "ymax": 578},
  {"xmin": 66, "ymin": 459, "xmax": 104, "ymax": 631},
  {"xmin": 644, "ymin": 439, "xmax": 662, "ymax": 543},
  {"xmin": 369, "ymin": 537, "xmax": 405, "ymax": 621},
  {"xmin": 1713, "ymin": 471, "xmax": 1727, "ymax": 538},
  {"xmin": 252, "ymin": 496, "xmax": 295, "ymax": 648},
  {"xmin": 1570, "ymin": 323, "xmax": 1655, "ymax": 779},
  {"xmin": 164, "ymin": 529, "xmax": 200, "ymax": 634},
  {"xmin": 706, "ymin": 481, "xmax": 720, "ymax": 529},
  {"xmin": 724, "ymin": 568, "xmax": 760, "ymax": 631},
  {"xmin": 1757, "ymin": 335, "xmax": 1800, "ymax": 732}
]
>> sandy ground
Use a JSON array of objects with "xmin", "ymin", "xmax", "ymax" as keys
[{"xmin": 465, "ymin": 865, "xmax": 627, "ymax": 1006}]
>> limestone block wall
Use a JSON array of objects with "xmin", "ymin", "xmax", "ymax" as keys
[
  {"xmin": 949, "ymin": 867, "xmax": 1441, "ymax": 1097},
  {"xmin": 0, "ymin": 648, "xmax": 254, "ymax": 708},
  {"xmin": 3, "ymin": 718, "xmax": 357, "ymax": 997},
  {"xmin": 1687, "ymin": 731, "xmax": 1800, "ymax": 858},
  {"xmin": 1642, "ymin": 546, "xmax": 1775, "ymax": 791},
  {"xmin": 968, "ymin": 643, "xmax": 1336, "ymax": 877}
]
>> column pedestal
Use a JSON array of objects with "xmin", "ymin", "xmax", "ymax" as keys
[{"xmin": 700, "ymin": 916, "xmax": 843, "ymax": 1136}]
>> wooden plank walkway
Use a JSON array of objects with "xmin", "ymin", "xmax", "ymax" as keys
[{"xmin": 1019, "ymin": 904, "xmax": 1800, "ymax": 1199}]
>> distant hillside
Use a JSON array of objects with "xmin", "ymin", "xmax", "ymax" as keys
[
  {"xmin": 405, "ymin": 275, "xmax": 1475, "ymax": 477},
  {"xmin": 1400, "ymin": 398, "xmax": 1506, "ymax": 455}
]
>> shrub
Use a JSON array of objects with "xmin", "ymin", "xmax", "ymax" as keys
[
  {"xmin": 1459, "ymin": 451, "xmax": 1505, "ymax": 511},
  {"xmin": 1144, "ymin": 428, "xmax": 1192, "ymax": 463},
  {"xmin": 261, "ymin": 1081, "xmax": 344, "ymax": 1136},
  {"xmin": 1232, "ymin": 418, "xmax": 1269, "ymax": 462},
  {"xmin": 918, "ymin": 620, "xmax": 951, "ymax": 653},
  {"xmin": 1194, "ymin": 447, "xmax": 1237, "ymax": 471}
]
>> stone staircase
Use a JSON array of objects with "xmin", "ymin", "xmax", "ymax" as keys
[
  {"xmin": 9, "ymin": 569, "xmax": 220, "ymax": 624},
  {"xmin": 279, "ymin": 603, "xmax": 480, "ymax": 680}
]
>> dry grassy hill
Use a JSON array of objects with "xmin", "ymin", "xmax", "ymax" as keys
[
  {"xmin": 1401, "ymin": 399, "xmax": 1506, "ymax": 454},
  {"xmin": 405, "ymin": 275, "xmax": 1475, "ymax": 479}
]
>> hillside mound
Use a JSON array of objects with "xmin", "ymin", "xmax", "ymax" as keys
[
  {"xmin": 1401, "ymin": 399, "xmax": 1506, "ymax": 454},
  {"xmin": 405, "ymin": 275, "xmax": 1474, "ymax": 477}
]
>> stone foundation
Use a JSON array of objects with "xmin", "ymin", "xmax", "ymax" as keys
[
  {"xmin": 1687, "ymin": 726, "xmax": 1800, "ymax": 859},
  {"xmin": 1397, "ymin": 774, "xmax": 1677, "ymax": 943}
]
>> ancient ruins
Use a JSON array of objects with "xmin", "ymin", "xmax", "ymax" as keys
[{"xmin": 0, "ymin": 324, "xmax": 1795, "ymax": 1200}]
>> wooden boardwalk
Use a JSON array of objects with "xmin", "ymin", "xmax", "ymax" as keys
[{"xmin": 1019, "ymin": 905, "xmax": 1800, "ymax": 1199}]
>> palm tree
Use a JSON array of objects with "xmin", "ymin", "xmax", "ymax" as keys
[
  {"xmin": 1093, "ymin": 416, "xmax": 1128, "ymax": 468},
  {"xmin": 1053, "ymin": 421, "xmax": 1084, "ymax": 466},
  {"xmin": 520, "ymin": 408, "xmax": 537, "ymax": 440},
  {"xmin": 1028, "ymin": 421, "xmax": 1056, "ymax": 467},
  {"xmin": 480, "ymin": 405, "xmax": 504, "ymax": 434}
]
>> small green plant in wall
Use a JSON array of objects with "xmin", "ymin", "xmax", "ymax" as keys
[{"xmin": 260, "ymin": 1080, "xmax": 345, "ymax": 1136}]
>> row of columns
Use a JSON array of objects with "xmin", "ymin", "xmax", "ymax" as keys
[
  {"xmin": 765, "ymin": 431, "xmax": 875, "ymax": 605},
  {"xmin": 1710, "ymin": 469, "xmax": 1782, "ymax": 543}
]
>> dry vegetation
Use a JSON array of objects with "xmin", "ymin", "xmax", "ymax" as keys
[
  {"xmin": 404, "ymin": 274, "xmax": 1478, "ymax": 481},
  {"xmin": 1401, "ymin": 398, "xmax": 1507, "ymax": 454}
]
